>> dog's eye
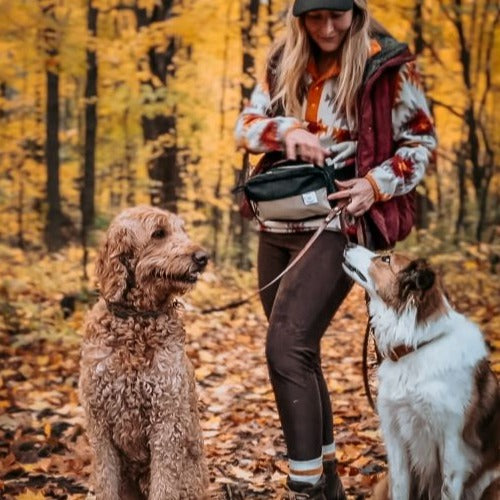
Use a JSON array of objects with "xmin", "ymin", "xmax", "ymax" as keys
[
  {"xmin": 151, "ymin": 228, "xmax": 166, "ymax": 239},
  {"xmin": 381, "ymin": 255, "xmax": 391, "ymax": 264}
]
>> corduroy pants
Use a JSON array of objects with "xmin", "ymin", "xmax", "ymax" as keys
[{"xmin": 258, "ymin": 230, "xmax": 352, "ymax": 461}]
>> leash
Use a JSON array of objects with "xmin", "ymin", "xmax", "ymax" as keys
[
  {"xmin": 201, "ymin": 205, "xmax": 346, "ymax": 314},
  {"xmin": 201, "ymin": 203, "xmax": 378, "ymax": 413},
  {"xmin": 362, "ymin": 316, "xmax": 378, "ymax": 411}
]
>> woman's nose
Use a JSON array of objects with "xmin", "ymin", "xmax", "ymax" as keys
[{"xmin": 321, "ymin": 18, "xmax": 336, "ymax": 35}]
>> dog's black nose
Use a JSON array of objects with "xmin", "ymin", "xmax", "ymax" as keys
[{"xmin": 192, "ymin": 250, "xmax": 209, "ymax": 269}]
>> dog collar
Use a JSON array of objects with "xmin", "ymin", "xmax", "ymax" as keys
[
  {"xmin": 105, "ymin": 300, "xmax": 163, "ymax": 319},
  {"xmin": 387, "ymin": 333, "xmax": 446, "ymax": 362}
]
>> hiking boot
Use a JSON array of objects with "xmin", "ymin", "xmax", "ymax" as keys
[
  {"xmin": 323, "ymin": 461, "xmax": 346, "ymax": 500},
  {"xmin": 286, "ymin": 475, "xmax": 327, "ymax": 499}
]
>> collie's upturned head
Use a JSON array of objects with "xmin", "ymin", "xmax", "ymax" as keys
[{"xmin": 342, "ymin": 243, "xmax": 447, "ymax": 323}]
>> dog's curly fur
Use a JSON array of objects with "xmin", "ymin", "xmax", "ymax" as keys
[{"xmin": 79, "ymin": 206, "xmax": 209, "ymax": 500}]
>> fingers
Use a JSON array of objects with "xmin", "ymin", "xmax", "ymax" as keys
[
  {"xmin": 328, "ymin": 190, "xmax": 351, "ymax": 201},
  {"xmin": 335, "ymin": 179, "xmax": 357, "ymax": 189},
  {"xmin": 329, "ymin": 178, "xmax": 376, "ymax": 217},
  {"xmin": 297, "ymin": 144, "xmax": 326, "ymax": 165},
  {"xmin": 284, "ymin": 129, "xmax": 328, "ymax": 165},
  {"xmin": 286, "ymin": 137, "xmax": 297, "ymax": 161},
  {"xmin": 346, "ymin": 200, "xmax": 363, "ymax": 217}
]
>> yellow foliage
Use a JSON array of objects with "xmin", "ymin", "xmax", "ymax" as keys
[{"xmin": 0, "ymin": 0, "xmax": 497, "ymax": 255}]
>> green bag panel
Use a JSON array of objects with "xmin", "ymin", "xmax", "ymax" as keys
[{"xmin": 244, "ymin": 164, "xmax": 334, "ymax": 202}]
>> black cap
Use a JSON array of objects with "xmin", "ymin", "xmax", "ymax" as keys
[{"xmin": 293, "ymin": 0, "xmax": 354, "ymax": 16}]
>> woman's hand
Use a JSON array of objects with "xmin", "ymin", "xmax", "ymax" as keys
[
  {"xmin": 328, "ymin": 178, "xmax": 375, "ymax": 217},
  {"xmin": 284, "ymin": 128, "xmax": 330, "ymax": 165}
]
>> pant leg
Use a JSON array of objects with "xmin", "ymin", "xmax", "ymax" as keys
[
  {"xmin": 257, "ymin": 233, "xmax": 291, "ymax": 320},
  {"xmin": 258, "ymin": 233, "xmax": 342, "ymax": 448},
  {"xmin": 259, "ymin": 231, "xmax": 352, "ymax": 461}
]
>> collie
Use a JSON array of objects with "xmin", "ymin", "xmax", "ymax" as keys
[{"xmin": 342, "ymin": 244, "xmax": 499, "ymax": 500}]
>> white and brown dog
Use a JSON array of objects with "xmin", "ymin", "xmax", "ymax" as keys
[{"xmin": 342, "ymin": 244, "xmax": 499, "ymax": 500}]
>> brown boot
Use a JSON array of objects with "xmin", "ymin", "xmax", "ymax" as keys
[
  {"xmin": 286, "ymin": 475, "xmax": 327, "ymax": 499},
  {"xmin": 323, "ymin": 461, "xmax": 346, "ymax": 500}
]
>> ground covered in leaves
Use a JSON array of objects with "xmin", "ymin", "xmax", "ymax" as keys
[{"xmin": 0, "ymin": 242, "xmax": 498, "ymax": 499}]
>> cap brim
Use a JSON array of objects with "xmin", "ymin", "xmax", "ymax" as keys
[{"xmin": 293, "ymin": 0, "xmax": 354, "ymax": 16}]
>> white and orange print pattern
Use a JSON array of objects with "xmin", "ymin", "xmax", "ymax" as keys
[{"xmin": 234, "ymin": 48, "xmax": 437, "ymax": 234}]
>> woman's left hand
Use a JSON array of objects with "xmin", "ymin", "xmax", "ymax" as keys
[{"xmin": 328, "ymin": 178, "xmax": 375, "ymax": 217}]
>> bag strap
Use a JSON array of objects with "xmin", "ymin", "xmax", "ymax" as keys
[{"xmin": 201, "ymin": 205, "xmax": 346, "ymax": 314}]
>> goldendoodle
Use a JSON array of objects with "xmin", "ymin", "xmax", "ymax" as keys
[{"xmin": 79, "ymin": 205, "xmax": 209, "ymax": 500}]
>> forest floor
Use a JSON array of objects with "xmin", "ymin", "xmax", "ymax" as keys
[{"xmin": 0, "ymin": 242, "xmax": 498, "ymax": 499}]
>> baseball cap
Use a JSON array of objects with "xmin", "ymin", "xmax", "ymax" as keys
[{"xmin": 293, "ymin": 0, "xmax": 354, "ymax": 16}]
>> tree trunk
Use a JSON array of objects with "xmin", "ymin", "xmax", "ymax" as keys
[
  {"xmin": 267, "ymin": 0, "xmax": 275, "ymax": 42},
  {"xmin": 211, "ymin": 1, "xmax": 234, "ymax": 265},
  {"xmin": 232, "ymin": 0, "xmax": 260, "ymax": 270},
  {"xmin": 135, "ymin": 1, "xmax": 180, "ymax": 212},
  {"xmin": 123, "ymin": 108, "xmax": 136, "ymax": 206},
  {"xmin": 41, "ymin": 1, "xmax": 69, "ymax": 251},
  {"xmin": 82, "ymin": 0, "xmax": 98, "ymax": 277},
  {"xmin": 412, "ymin": 0, "xmax": 430, "ymax": 232},
  {"xmin": 44, "ymin": 63, "xmax": 65, "ymax": 250},
  {"xmin": 16, "ymin": 157, "xmax": 25, "ymax": 249},
  {"xmin": 454, "ymin": 142, "xmax": 466, "ymax": 244}
]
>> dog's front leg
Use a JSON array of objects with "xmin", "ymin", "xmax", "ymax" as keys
[
  {"xmin": 378, "ymin": 404, "xmax": 411, "ymax": 500},
  {"xmin": 440, "ymin": 430, "xmax": 467, "ymax": 500},
  {"xmin": 88, "ymin": 426, "xmax": 122, "ymax": 500},
  {"xmin": 148, "ymin": 428, "xmax": 182, "ymax": 500}
]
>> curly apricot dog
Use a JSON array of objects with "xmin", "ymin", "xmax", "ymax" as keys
[{"xmin": 79, "ymin": 206, "xmax": 209, "ymax": 500}]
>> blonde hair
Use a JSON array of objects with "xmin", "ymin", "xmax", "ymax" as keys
[{"xmin": 269, "ymin": 0, "xmax": 386, "ymax": 127}]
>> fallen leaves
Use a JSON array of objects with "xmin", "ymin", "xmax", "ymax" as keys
[{"xmin": 0, "ymin": 243, "xmax": 498, "ymax": 499}]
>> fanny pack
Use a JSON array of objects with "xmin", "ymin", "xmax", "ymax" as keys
[{"xmin": 242, "ymin": 157, "xmax": 354, "ymax": 222}]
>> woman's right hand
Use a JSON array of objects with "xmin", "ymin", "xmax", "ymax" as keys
[{"xmin": 284, "ymin": 128, "xmax": 330, "ymax": 165}]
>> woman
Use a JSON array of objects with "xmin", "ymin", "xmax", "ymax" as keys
[{"xmin": 235, "ymin": 1, "xmax": 436, "ymax": 498}]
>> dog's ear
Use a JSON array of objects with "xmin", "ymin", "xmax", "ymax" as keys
[
  {"xmin": 95, "ymin": 226, "xmax": 137, "ymax": 303},
  {"xmin": 399, "ymin": 259, "xmax": 435, "ymax": 299}
]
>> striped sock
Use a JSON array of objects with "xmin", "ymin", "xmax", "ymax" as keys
[
  {"xmin": 322, "ymin": 442, "xmax": 336, "ymax": 462},
  {"xmin": 289, "ymin": 456, "xmax": 323, "ymax": 485}
]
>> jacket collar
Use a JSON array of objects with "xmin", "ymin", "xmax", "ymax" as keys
[{"xmin": 363, "ymin": 34, "xmax": 412, "ymax": 83}]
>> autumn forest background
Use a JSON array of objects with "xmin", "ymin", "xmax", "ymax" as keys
[{"xmin": 0, "ymin": 0, "xmax": 498, "ymax": 498}]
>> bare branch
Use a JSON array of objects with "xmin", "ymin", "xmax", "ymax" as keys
[
  {"xmin": 437, "ymin": 0, "xmax": 457, "ymax": 24},
  {"xmin": 431, "ymin": 98, "xmax": 464, "ymax": 119},
  {"xmin": 423, "ymin": 39, "xmax": 446, "ymax": 67}
]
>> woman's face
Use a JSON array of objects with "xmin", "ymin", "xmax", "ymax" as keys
[{"xmin": 303, "ymin": 9, "xmax": 353, "ymax": 54}]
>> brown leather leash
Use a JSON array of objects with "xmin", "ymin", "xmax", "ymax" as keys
[
  {"xmin": 362, "ymin": 317, "xmax": 378, "ymax": 411},
  {"xmin": 201, "ymin": 205, "xmax": 347, "ymax": 314}
]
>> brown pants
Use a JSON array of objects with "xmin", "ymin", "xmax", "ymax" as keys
[{"xmin": 258, "ymin": 231, "xmax": 352, "ymax": 461}]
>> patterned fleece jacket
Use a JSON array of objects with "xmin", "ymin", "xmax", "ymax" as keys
[{"xmin": 234, "ymin": 39, "xmax": 437, "ymax": 234}]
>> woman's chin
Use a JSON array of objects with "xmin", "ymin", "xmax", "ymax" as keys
[{"xmin": 316, "ymin": 41, "xmax": 341, "ymax": 54}]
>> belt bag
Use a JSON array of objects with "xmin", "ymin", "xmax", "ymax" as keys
[{"xmin": 243, "ymin": 159, "xmax": 352, "ymax": 222}]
